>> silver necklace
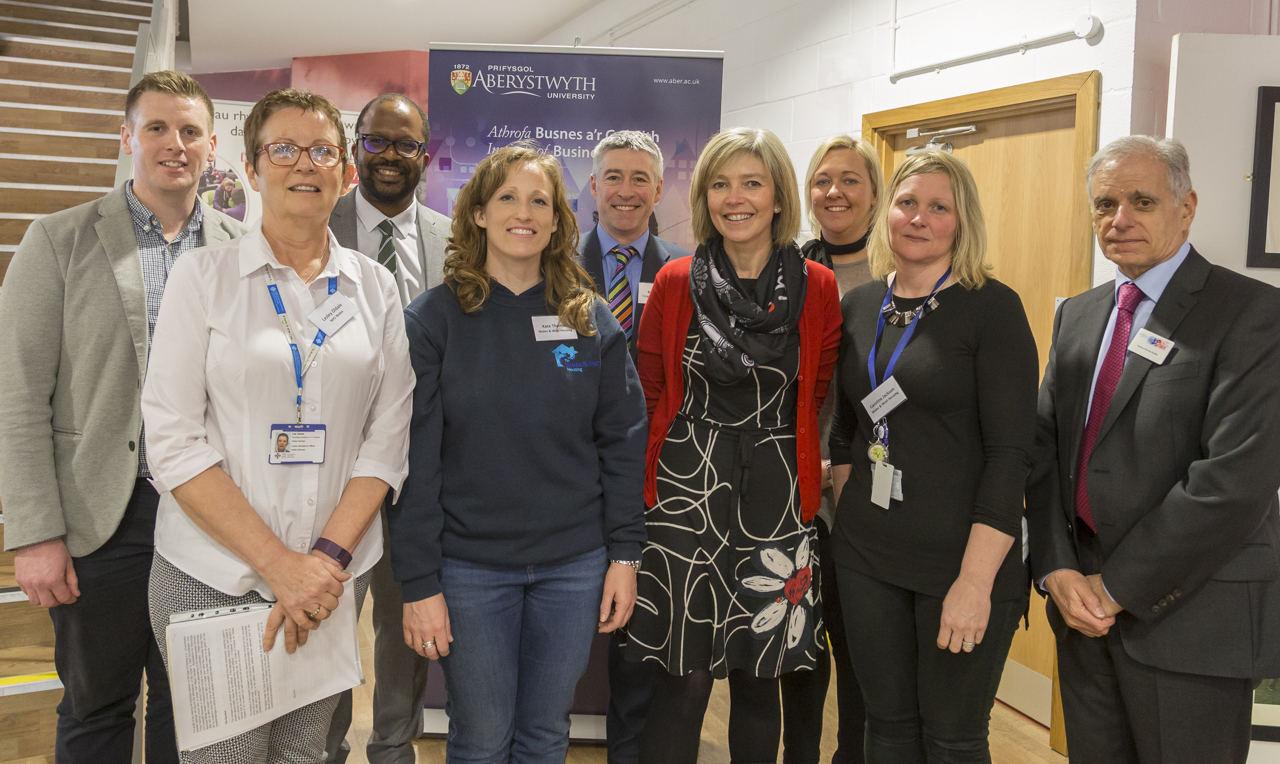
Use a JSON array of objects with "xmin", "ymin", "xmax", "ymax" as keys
[{"xmin": 882, "ymin": 293, "xmax": 940, "ymax": 326}]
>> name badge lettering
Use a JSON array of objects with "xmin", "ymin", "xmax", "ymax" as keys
[
  {"xmin": 308, "ymin": 292, "xmax": 357, "ymax": 337},
  {"xmin": 269, "ymin": 424, "xmax": 326, "ymax": 465},
  {"xmin": 861, "ymin": 376, "xmax": 907, "ymax": 421},
  {"xmin": 532, "ymin": 315, "xmax": 578, "ymax": 341},
  {"xmin": 637, "ymin": 282, "xmax": 654, "ymax": 304},
  {"xmin": 1128, "ymin": 329, "xmax": 1175, "ymax": 365}
]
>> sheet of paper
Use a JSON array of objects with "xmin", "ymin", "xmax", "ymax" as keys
[{"xmin": 166, "ymin": 580, "xmax": 362, "ymax": 751}]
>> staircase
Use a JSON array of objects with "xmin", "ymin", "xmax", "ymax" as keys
[{"xmin": 1, "ymin": 1, "xmax": 154, "ymax": 759}]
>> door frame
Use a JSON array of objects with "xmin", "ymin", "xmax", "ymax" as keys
[{"xmin": 861, "ymin": 71, "xmax": 1101, "ymax": 296}]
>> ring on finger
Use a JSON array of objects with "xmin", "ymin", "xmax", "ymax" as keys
[
  {"xmin": 422, "ymin": 639, "xmax": 436, "ymax": 651},
  {"xmin": 307, "ymin": 606, "xmax": 322, "ymax": 620},
  {"xmin": 961, "ymin": 640, "xmax": 976, "ymax": 651}
]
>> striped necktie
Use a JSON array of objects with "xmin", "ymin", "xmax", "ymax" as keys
[
  {"xmin": 607, "ymin": 245, "xmax": 638, "ymax": 340},
  {"xmin": 375, "ymin": 219, "xmax": 398, "ymax": 275}
]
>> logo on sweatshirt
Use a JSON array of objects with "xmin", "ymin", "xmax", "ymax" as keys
[{"xmin": 553, "ymin": 343, "xmax": 598, "ymax": 372}]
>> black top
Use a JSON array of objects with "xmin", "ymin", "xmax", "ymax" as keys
[
  {"xmin": 683, "ymin": 313, "xmax": 800, "ymax": 427},
  {"xmin": 389, "ymin": 280, "xmax": 648, "ymax": 602},
  {"xmin": 829, "ymin": 278, "xmax": 1039, "ymax": 601}
]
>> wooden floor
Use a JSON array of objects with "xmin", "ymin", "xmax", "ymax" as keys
[{"xmin": 342, "ymin": 600, "xmax": 1066, "ymax": 764}]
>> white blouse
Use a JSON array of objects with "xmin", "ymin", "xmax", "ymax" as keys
[{"xmin": 141, "ymin": 220, "xmax": 413, "ymax": 599}]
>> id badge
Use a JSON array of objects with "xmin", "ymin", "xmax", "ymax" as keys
[
  {"xmin": 861, "ymin": 376, "xmax": 907, "ymax": 421},
  {"xmin": 269, "ymin": 424, "xmax": 326, "ymax": 465},
  {"xmin": 870, "ymin": 462, "xmax": 904, "ymax": 508}
]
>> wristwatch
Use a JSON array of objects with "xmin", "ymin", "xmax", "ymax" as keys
[{"xmin": 611, "ymin": 559, "xmax": 641, "ymax": 572}]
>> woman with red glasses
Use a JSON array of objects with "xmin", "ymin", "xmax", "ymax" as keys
[{"xmin": 141, "ymin": 88, "xmax": 414, "ymax": 763}]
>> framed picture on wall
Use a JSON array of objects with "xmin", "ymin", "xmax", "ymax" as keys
[{"xmin": 1246, "ymin": 86, "xmax": 1280, "ymax": 268}]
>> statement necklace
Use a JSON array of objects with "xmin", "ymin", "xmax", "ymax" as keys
[{"xmin": 881, "ymin": 291, "xmax": 941, "ymax": 326}]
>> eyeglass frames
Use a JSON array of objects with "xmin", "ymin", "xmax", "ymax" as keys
[
  {"xmin": 359, "ymin": 133, "xmax": 427, "ymax": 159},
  {"xmin": 257, "ymin": 142, "xmax": 345, "ymax": 168}
]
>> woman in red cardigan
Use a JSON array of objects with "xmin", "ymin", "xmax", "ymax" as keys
[{"xmin": 626, "ymin": 127, "xmax": 842, "ymax": 764}]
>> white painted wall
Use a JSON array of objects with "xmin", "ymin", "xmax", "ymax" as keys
[
  {"xmin": 1168, "ymin": 33, "xmax": 1280, "ymax": 287},
  {"xmin": 540, "ymin": 0, "xmax": 1268, "ymax": 286}
]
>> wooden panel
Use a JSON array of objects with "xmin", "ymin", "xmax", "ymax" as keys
[
  {"xmin": 25, "ymin": 0, "xmax": 150, "ymax": 18},
  {"xmin": 1, "ymin": 252, "xmax": 11, "ymax": 285},
  {"xmin": 0, "ymin": 647, "xmax": 56, "ymax": 681},
  {"xmin": 0, "ymin": 158, "xmax": 115, "ymax": 187},
  {"xmin": 0, "ymin": 132, "xmax": 120, "ymax": 159},
  {"xmin": 0, "ymin": 689, "xmax": 59, "ymax": 763},
  {"xmin": 0, "ymin": 188, "xmax": 107, "ymax": 214},
  {"xmin": 0, "ymin": 106, "xmax": 122, "ymax": 134},
  {"xmin": 0, "ymin": 18, "xmax": 136, "ymax": 46},
  {"xmin": 0, "ymin": 3, "xmax": 145, "ymax": 31},
  {"xmin": 1007, "ymin": 596, "xmax": 1055, "ymax": 679},
  {"xmin": 1050, "ymin": 662, "xmax": 1068, "ymax": 754},
  {"xmin": 0, "ymin": 59, "xmax": 130, "ymax": 90},
  {"xmin": 0, "ymin": 83, "xmax": 124, "ymax": 111},
  {"xmin": 0, "ymin": 605, "xmax": 56, "ymax": 654},
  {"xmin": 0, "ymin": 219, "xmax": 34, "ymax": 246},
  {"xmin": 0, "ymin": 38, "xmax": 133, "ymax": 68}
]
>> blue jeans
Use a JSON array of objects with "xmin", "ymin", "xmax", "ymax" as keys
[{"xmin": 439, "ymin": 547, "xmax": 607, "ymax": 764}]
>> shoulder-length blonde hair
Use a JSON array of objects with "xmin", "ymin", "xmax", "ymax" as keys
[
  {"xmin": 803, "ymin": 135, "xmax": 884, "ymax": 235},
  {"xmin": 868, "ymin": 150, "xmax": 991, "ymax": 289},
  {"xmin": 689, "ymin": 127, "xmax": 800, "ymax": 248},
  {"xmin": 444, "ymin": 142, "xmax": 598, "ymax": 335}
]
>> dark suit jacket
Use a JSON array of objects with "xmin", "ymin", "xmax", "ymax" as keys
[
  {"xmin": 1027, "ymin": 246, "xmax": 1280, "ymax": 679},
  {"xmin": 577, "ymin": 227, "xmax": 692, "ymax": 365}
]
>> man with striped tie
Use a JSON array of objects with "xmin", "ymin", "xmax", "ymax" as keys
[
  {"xmin": 578, "ymin": 130, "xmax": 691, "ymax": 764},
  {"xmin": 326, "ymin": 93, "xmax": 450, "ymax": 764}
]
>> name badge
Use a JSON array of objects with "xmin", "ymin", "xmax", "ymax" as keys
[
  {"xmin": 532, "ymin": 315, "xmax": 578, "ymax": 341},
  {"xmin": 269, "ymin": 424, "xmax": 326, "ymax": 465},
  {"xmin": 308, "ymin": 292, "xmax": 356, "ymax": 337},
  {"xmin": 1128, "ymin": 328, "xmax": 1175, "ymax": 365},
  {"xmin": 637, "ymin": 282, "xmax": 654, "ymax": 304},
  {"xmin": 870, "ymin": 462, "xmax": 904, "ymax": 509},
  {"xmin": 861, "ymin": 376, "xmax": 907, "ymax": 421}
]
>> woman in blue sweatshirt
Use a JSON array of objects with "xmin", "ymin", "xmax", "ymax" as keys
[{"xmin": 389, "ymin": 142, "xmax": 648, "ymax": 763}]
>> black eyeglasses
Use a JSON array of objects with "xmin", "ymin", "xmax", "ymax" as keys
[
  {"xmin": 257, "ymin": 142, "xmax": 345, "ymax": 168},
  {"xmin": 360, "ymin": 133, "xmax": 427, "ymax": 159}
]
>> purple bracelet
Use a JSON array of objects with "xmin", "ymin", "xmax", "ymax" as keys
[{"xmin": 312, "ymin": 538, "xmax": 353, "ymax": 570}]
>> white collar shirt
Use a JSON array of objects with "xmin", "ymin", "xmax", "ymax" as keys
[
  {"xmin": 355, "ymin": 188, "xmax": 424, "ymax": 308},
  {"xmin": 141, "ymin": 220, "xmax": 414, "ymax": 598}
]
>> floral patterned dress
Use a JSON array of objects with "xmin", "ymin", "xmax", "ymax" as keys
[{"xmin": 626, "ymin": 309, "xmax": 823, "ymax": 678}]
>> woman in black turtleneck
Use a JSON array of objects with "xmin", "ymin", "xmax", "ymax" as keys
[{"xmin": 779, "ymin": 136, "xmax": 885, "ymax": 764}]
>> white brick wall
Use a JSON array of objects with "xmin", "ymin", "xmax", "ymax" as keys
[{"xmin": 538, "ymin": 0, "xmax": 1258, "ymax": 284}]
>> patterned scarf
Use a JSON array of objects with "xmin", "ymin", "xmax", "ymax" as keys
[{"xmin": 689, "ymin": 237, "xmax": 808, "ymax": 384}]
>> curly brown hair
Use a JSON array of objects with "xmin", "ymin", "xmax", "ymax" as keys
[{"xmin": 445, "ymin": 142, "xmax": 598, "ymax": 335}]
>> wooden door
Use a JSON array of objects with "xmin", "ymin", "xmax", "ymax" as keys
[{"xmin": 863, "ymin": 71, "xmax": 1101, "ymax": 754}]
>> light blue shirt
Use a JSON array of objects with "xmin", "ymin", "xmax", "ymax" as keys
[
  {"xmin": 1084, "ymin": 241, "xmax": 1192, "ymax": 421},
  {"xmin": 596, "ymin": 223, "xmax": 649, "ymax": 296}
]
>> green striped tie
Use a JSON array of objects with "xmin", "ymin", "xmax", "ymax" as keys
[{"xmin": 375, "ymin": 219, "xmax": 397, "ymax": 275}]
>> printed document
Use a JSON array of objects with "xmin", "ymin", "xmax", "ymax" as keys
[{"xmin": 166, "ymin": 580, "xmax": 362, "ymax": 751}]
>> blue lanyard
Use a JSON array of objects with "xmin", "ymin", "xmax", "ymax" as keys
[
  {"xmin": 264, "ymin": 265, "xmax": 336, "ymax": 423},
  {"xmin": 866, "ymin": 268, "xmax": 951, "ymax": 393}
]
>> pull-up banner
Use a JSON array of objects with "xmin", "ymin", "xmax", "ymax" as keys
[{"xmin": 425, "ymin": 43, "xmax": 724, "ymax": 252}]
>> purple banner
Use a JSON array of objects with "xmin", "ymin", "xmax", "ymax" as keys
[{"xmin": 425, "ymin": 45, "xmax": 723, "ymax": 251}]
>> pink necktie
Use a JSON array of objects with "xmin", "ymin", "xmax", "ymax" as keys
[{"xmin": 1075, "ymin": 282, "xmax": 1145, "ymax": 531}]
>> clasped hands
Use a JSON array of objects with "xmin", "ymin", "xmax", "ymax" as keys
[
  {"xmin": 1044, "ymin": 569, "xmax": 1122, "ymax": 637},
  {"xmin": 261, "ymin": 548, "xmax": 350, "ymax": 654}
]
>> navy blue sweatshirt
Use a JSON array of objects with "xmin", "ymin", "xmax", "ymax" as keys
[{"xmin": 389, "ymin": 280, "xmax": 648, "ymax": 602}]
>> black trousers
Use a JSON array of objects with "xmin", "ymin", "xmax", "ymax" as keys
[
  {"xmin": 1055, "ymin": 531, "xmax": 1253, "ymax": 764},
  {"xmin": 605, "ymin": 626, "xmax": 659, "ymax": 764},
  {"xmin": 49, "ymin": 478, "xmax": 177, "ymax": 764},
  {"xmin": 780, "ymin": 515, "xmax": 866, "ymax": 764},
  {"xmin": 836, "ymin": 565, "xmax": 1022, "ymax": 764}
]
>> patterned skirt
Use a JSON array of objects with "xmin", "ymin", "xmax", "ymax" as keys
[{"xmin": 626, "ymin": 414, "xmax": 823, "ymax": 678}]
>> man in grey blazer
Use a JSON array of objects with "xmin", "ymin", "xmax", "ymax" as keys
[
  {"xmin": 577, "ymin": 131, "xmax": 690, "ymax": 764},
  {"xmin": 325, "ymin": 93, "xmax": 450, "ymax": 764},
  {"xmin": 0, "ymin": 71, "xmax": 245, "ymax": 763},
  {"xmin": 1027, "ymin": 136, "xmax": 1280, "ymax": 763}
]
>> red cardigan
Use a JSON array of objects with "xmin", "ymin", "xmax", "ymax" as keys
[{"xmin": 636, "ymin": 256, "xmax": 843, "ymax": 522}]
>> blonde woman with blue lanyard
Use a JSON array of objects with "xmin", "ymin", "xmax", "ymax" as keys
[{"xmin": 139, "ymin": 88, "xmax": 413, "ymax": 764}]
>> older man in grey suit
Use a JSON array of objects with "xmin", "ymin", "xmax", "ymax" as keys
[
  {"xmin": 1028, "ymin": 136, "xmax": 1280, "ymax": 763},
  {"xmin": 325, "ymin": 93, "xmax": 450, "ymax": 764},
  {"xmin": 0, "ymin": 71, "xmax": 245, "ymax": 764}
]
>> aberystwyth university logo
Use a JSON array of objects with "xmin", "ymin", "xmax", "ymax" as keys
[{"xmin": 451, "ymin": 69, "xmax": 472, "ymax": 95}]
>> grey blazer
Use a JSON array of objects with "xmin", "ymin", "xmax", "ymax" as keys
[
  {"xmin": 0, "ymin": 185, "xmax": 246, "ymax": 556},
  {"xmin": 328, "ymin": 190, "xmax": 450, "ymax": 304},
  {"xmin": 1027, "ymin": 247, "xmax": 1280, "ymax": 679}
]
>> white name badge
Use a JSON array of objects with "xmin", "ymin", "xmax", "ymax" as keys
[
  {"xmin": 532, "ymin": 315, "xmax": 578, "ymax": 341},
  {"xmin": 308, "ymin": 292, "xmax": 357, "ymax": 337},
  {"xmin": 269, "ymin": 424, "xmax": 326, "ymax": 465},
  {"xmin": 870, "ymin": 462, "xmax": 904, "ymax": 509},
  {"xmin": 637, "ymin": 282, "xmax": 654, "ymax": 304},
  {"xmin": 861, "ymin": 376, "xmax": 907, "ymax": 421},
  {"xmin": 1128, "ymin": 328, "xmax": 1175, "ymax": 365}
]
